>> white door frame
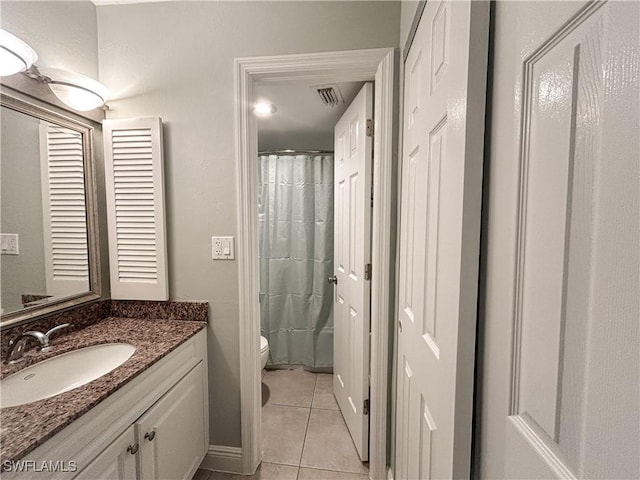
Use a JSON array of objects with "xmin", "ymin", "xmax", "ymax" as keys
[{"xmin": 234, "ymin": 47, "xmax": 396, "ymax": 479}]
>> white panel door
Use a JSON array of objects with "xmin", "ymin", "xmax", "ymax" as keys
[
  {"xmin": 479, "ymin": 1, "xmax": 640, "ymax": 479},
  {"xmin": 395, "ymin": 1, "xmax": 489, "ymax": 478},
  {"xmin": 333, "ymin": 82, "xmax": 373, "ymax": 462}
]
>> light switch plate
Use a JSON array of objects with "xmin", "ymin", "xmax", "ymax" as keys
[
  {"xmin": 211, "ymin": 236, "xmax": 235, "ymax": 260},
  {"xmin": 0, "ymin": 234, "xmax": 19, "ymax": 255}
]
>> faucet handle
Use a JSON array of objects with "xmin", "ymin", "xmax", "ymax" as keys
[
  {"xmin": 42, "ymin": 323, "xmax": 71, "ymax": 350},
  {"xmin": 45, "ymin": 323, "xmax": 71, "ymax": 338}
]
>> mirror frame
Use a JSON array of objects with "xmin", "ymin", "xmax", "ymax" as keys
[{"xmin": 1, "ymin": 91, "xmax": 102, "ymax": 329}]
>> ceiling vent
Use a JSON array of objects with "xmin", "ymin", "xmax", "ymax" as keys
[{"xmin": 314, "ymin": 84, "xmax": 344, "ymax": 107}]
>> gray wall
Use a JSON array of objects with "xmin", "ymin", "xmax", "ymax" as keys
[
  {"xmin": 0, "ymin": 108, "xmax": 46, "ymax": 312},
  {"xmin": 0, "ymin": 1, "xmax": 99, "ymax": 79},
  {"xmin": 401, "ymin": 1, "xmax": 420, "ymax": 50},
  {"xmin": 97, "ymin": 1, "xmax": 400, "ymax": 448}
]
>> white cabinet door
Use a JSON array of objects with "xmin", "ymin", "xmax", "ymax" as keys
[
  {"xmin": 479, "ymin": 1, "xmax": 640, "ymax": 479},
  {"xmin": 333, "ymin": 82, "xmax": 373, "ymax": 462},
  {"xmin": 136, "ymin": 362, "xmax": 206, "ymax": 480},
  {"xmin": 395, "ymin": 1, "xmax": 489, "ymax": 478},
  {"xmin": 75, "ymin": 426, "xmax": 137, "ymax": 480}
]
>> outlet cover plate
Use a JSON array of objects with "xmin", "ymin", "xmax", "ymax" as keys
[
  {"xmin": 0, "ymin": 234, "xmax": 19, "ymax": 255},
  {"xmin": 211, "ymin": 236, "xmax": 235, "ymax": 260}
]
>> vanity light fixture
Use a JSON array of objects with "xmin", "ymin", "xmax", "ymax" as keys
[
  {"xmin": 253, "ymin": 102, "xmax": 277, "ymax": 117},
  {"xmin": 30, "ymin": 66, "xmax": 111, "ymax": 112},
  {"xmin": 0, "ymin": 29, "xmax": 38, "ymax": 77}
]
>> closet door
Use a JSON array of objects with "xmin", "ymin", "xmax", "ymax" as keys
[
  {"xmin": 479, "ymin": 2, "xmax": 640, "ymax": 478},
  {"xmin": 395, "ymin": 1, "xmax": 489, "ymax": 478},
  {"xmin": 103, "ymin": 117, "xmax": 168, "ymax": 301}
]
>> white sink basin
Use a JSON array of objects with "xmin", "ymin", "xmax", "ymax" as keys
[{"xmin": 1, "ymin": 343, "xmax": 135, "ymax": 408}]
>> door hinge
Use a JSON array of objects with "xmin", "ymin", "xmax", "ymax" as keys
[
  {"xmin": 365, "ymin": 263, "xmax": 372, "ymax": 280},
  {"xmin": 366, "ymin": 119, "xmax": 374, "ymax": 137},
  {"xmin": 363, "ymin": 398, "xmax": 369, "ymax": 415}
]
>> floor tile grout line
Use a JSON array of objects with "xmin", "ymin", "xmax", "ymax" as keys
[
  {"xmin": 299, "ymin": 465, "xmax": 370, "ymax": 476},
  {"xmin": 270, "ymin": 401, "xmax": 314, "ymax": 408},
  {"xmin": 296, "ymin": 374, "xmax": 318, "ymax": 480},
  {"xmin": 297, "ymin": 374, "xmax": 318, "ymax": 474}
]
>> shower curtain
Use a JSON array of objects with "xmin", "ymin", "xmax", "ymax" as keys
[{"xmin": 258, "ymin": 153, "xmax": 334, "ymax": 369}]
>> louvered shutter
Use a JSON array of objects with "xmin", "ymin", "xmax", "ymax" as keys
[
  {"xmin": 39, "ymin": 122, "xmax": 90, "ymax": 295},
  {"xmin": 103, "ymin": 117, "xmax": 168, "ymax": 300}
]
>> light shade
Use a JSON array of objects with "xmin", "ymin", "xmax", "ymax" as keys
[
  {"xmin": 0, "ymin": 29, "xmax": 38, "ymax": 77},
  {"xmin": 37, "ymin": 66, "xmax": 110, "ymax": 112},
  {"xmin": 253, "ymin": 102, "xmax": 277, "ymax": 117}
]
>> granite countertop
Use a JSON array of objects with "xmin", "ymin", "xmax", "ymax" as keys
[{"xmin": 0, "ymin": 316, "xmax": 207, "ymax": 463}]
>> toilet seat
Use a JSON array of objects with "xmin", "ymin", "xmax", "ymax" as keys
[{"xmin": 260, "ymin": 336, "xmax": 269, "ymax": 353}]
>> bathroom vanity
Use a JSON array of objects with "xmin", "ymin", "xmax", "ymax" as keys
[
  {"xmin": 1, "ymin": 77, "xmax": 209, "ymax": 480},
  {"xmin": 1, "ymin": 317, "xmax": 208, "ymax": 480}
]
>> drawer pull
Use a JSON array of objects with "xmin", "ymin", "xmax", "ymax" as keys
[
  {"xmin": 144, "ymin": 431, "xmax": 156, "ymax": 441},
  {"xmin": 127, "ymin": 443, "xmax": 139, "ymax": 455}
]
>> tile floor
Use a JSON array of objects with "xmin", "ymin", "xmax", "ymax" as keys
[{"xmin": 194, "ymin": 368, "xmax": 369, "ymax": 480}]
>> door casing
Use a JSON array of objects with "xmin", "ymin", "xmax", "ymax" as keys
[{"xmin": 234, "ymin": 48, "xmax": 396, "ymax": 480}]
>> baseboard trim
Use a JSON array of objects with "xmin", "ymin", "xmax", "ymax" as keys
[{"xmin": 200, "ymin": 445, "xmax": 243, "ymax": 474}]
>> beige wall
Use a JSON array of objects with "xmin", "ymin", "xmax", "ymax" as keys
[{"xmin": 97, "ymin": 1, "xmax": 400, "ymax": 448}]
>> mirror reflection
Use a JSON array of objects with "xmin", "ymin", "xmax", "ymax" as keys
[{"xmin": 1, "ymin": 104, "xmax": 90, "ymax": 316}]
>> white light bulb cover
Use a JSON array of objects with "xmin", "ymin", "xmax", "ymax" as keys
[
  {"xmin": 37, "ymin": 66, "xmax": 110, "ymax": 112},
  {"xmin": 0, "ymin": 29, "xmax": 38, "ymax": 77}
]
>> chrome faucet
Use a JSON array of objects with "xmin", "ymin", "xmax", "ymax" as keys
[{"xmin": 5, "ymin": 323, "xmax": 71, "ymax": 364}]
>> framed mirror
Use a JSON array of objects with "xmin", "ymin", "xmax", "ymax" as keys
[{"xmin": 0, "ymin": 92, "xmax": 101, "ymax": 328}]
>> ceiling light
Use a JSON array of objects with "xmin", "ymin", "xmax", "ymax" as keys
[
  {"xmin": 35, "ymin": 66, "xmax": 110, "ymax": 111},
  {"xmin": 253, "ymin": 102, "xmax": 277, "ymax": 117},
  {"xmin": 0, "ymin": 29, "xmax": 38, "ymax": 77}
]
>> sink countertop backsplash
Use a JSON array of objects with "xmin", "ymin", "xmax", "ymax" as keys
[
  {"xmin": 0, "ymin": 300, "xmax": 208, "ymax": 464},
  {"xmin": 0, "ymin": 300, "xmax": 111, "ymax": 362}
]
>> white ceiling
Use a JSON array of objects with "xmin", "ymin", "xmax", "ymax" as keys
[{"xmin": 257, "ymin": 80, "xmax": 364, "ymax": 152}]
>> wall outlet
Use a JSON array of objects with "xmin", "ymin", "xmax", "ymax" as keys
[
  {"xmin": 0, "ymin": 234, "xmax": 19, "ymax": 255},
  {"xmin": 211, "ymin": 236, "xmax": 235, "ymax": 260}
]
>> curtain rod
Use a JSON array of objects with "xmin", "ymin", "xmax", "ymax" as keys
[{"xmin": 258, "ymin": 149, "xmax": 334, "ymax": 156}]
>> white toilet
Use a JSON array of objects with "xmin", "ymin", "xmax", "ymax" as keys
[{"xmin": 260, "ymin": 336, "xmax": 269, "ymax": 370}]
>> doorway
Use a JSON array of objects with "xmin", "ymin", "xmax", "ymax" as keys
[
  {"xmin": 234, "ymin": 48, "xmax": 396, "ymax": 479},
  {"xmin": 255, "ymin": 79, "xmax": 374, "ymax": 474}
]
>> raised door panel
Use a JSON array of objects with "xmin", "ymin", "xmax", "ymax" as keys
[
  {"xmin": 74, "ymin": 425, "xmax": 137, "ymax": 480},
  {"xmin": 137, "ymin": 362, "xmax": 206, "ymax": 480},
  {"xmin": 481, "ymin": 1, "xmax": 639, "ymax": 478}
]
